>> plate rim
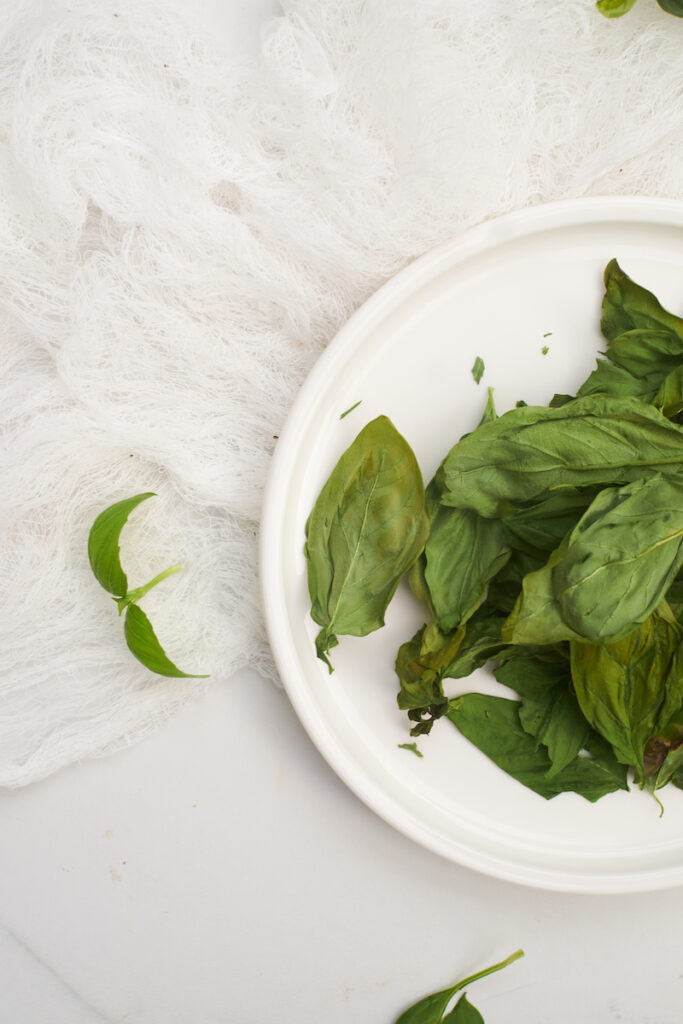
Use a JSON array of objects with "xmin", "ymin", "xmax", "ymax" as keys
[{"xmin": 260, "ymin": 195, "xmax": 683, "ymax": 893}]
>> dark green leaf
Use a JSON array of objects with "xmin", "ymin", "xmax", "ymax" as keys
[
  {"xmin": 439, "ymin": 395, "xmax": 683, "ymax": 519},
  {"xmin": 442, "ymin": 994, "xmax": 484, "ymax": 1024},
  {"xmin": 305, "ymin": 416, "xmax": 429, "ymax": 670},
  {"xmin": 447, "ymin": 694, "xmax": 628, "ymax": 801},
  {"xmin": 601, "ymin": 259, "xmax": 683, "ymax": 343},
  {"xmin": 570, "ymin": 609, "xmax": 683, "ymax": 779},
  {"xmin": 576, "ymin": 359, "xmax": 654, "ymax": 401},
  {"xmin": 656, "ymin": 0, "xmax": 683, "ymax": 14},
  {"xmin": 502, "ymin": 489, "xmax": 593, "ymax": 557},
  {"xmin": 494, "ymin": 649, "xmax": 590, "ymax": 777},
  {"xmin": 123, "ymin": 603, "xmax": 208, "ymax": 679},
  {"xmin": 88, "ymin": 492, "xmax": 155, "ymax": 597},
  {"xmin": 471, "ymin": 356, "xmax": 485, "ymax": 384},
  {"xmin": 423, "ymin": 504, "xmax": 510, "ymax": 632},
  {"xmin": 596, "ymin": 0, "xmax": 639, "ymax": 15},
  {"xmin": 653, "ymin": 365, "xmax": 683, "ymax": 419},
  {"xmin": 395, "ymin": 951, "xmax": 523, "ymax": 1024},
  {"xmin": 505, "ymin": 476, "xmax": 683, "ymax": 644}
]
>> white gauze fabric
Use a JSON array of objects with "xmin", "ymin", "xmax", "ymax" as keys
[{"xmin": 2, "ymin": 0, "xmax": 682, "ymax": 786}]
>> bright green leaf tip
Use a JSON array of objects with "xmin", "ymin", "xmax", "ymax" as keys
[{"xmin": 88, "ymin": 491, "xmax": 156, "ymax": 597}]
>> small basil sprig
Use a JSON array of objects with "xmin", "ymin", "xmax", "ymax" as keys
[
  {"xmin": 88, "ymin": 493, "xmax": 208, "ymax": 678},
  {"xmin": 597, "ymin": 0, "xmax": 683, "ymax": 16},
  {"xmin": 395, "ymin": 950, "xmax": 524, "ymax": 1024}
]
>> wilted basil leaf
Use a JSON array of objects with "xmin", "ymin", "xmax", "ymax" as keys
[
  {"xmin": 448, "ymin": 694, "xmax": 628, "ymax": 801},
  {"xmin": 602, "ymin": 259, "xmax": 683, "ymax": 344},
  {"xmin": 494, "ymin": 649, "xmax": 590, "ymax": 777},
  {"xmin": 439, "ymin": 396, "xmax": 683, "ymax": 518},
  {"xmin": 88, "ymin": 492, "xmax": 155, "ymax": 596},
  {"xmin": 305, "ymin": 416, "xmax": 429, "ymax": 670},
  {"xmin": 505, "ymin": 476, "xmax": 683, "ymax": 644},
  {"xmin": 124, "ymin": 603, "xmax": 208, "ymax": 679},
  {"xmin": 570, "ymin": 609, "xmax": 683, "ymax": 780}
]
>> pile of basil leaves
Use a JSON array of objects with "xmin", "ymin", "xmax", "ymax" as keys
[{"xmin": 304, "ymin": 259, "xmax": 683, "ymax": 803}]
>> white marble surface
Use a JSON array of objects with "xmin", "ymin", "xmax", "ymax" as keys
[{"xmin": 3, "ymin": 2, "xmax": 683, "ymax": 1022}]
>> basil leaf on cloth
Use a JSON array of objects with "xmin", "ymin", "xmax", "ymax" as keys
[
  {"xmin": 87, "ymin": 491, "xmax": 156, "ymax": 596},
  {"xmin": 124, "ymin": 603, "xmax": 208, "ymax": 679},
  {"xmin": 305, "ymin": 415, "xmax": 429, "ymax": 670}
]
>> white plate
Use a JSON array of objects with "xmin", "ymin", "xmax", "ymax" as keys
[{"xmin": 260, "ymin": 197, "xmax": 683, "ymax": 893}]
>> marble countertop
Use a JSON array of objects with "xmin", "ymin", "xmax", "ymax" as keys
[{"xmin": 2, "ymin": 3, "xmax": 682, "ymax": 1022}]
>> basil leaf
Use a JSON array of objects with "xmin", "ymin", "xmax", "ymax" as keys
[
  {"xmin": 606, "ymin": 330, "xmax": 683, "ymax": 383},
  {"xmin": 502, "ymin": 489, "xmax": 593, "ymax": 557},
  {"xmin": 653, "ymin": 364, "xmax": 683, "ymax": 419},
  {"xmin": 439, "ymin": 395, "xmax": 683, "ymax": 518},
  {"xmin": 494, "ymin": 649, "xmax": 591, "ymax": 778},
  {"xmin": 305, "ymin": 416, "xmax": 429, "ymax": 670},
  {"xmin": 602, "ymin": 259, "xmax": 683, "ymax": 343},
  {"xmin": 88, "ymin": 492, "xmax": 155, "ymax": 596},
  {"xmin": 447, "ymin": 694, "xmax": 628, "ymax": 801},
  {"xmin": 596, "ymin": 0, "xmax": 639, "ymax": 15},
  {"xmin": 576, "ymin": 359, "xmax": 654, "ymax": 401},
  {"xmin": 123, "ymin": 603, "xmax": 208, "ymax": 679},
  {"xmin": 657, "ymin": 0, "xmax": 683, "ymax": 13},
  {"xmin": 423, "ymin": 505, "xmax": 510, "ymax": 632},
  {"xmin": 398, "ymin": 742, "xmax": 423, "ymax": 758},
  {"xmin": 442, "ymin": 994, "xmax": 484, "ymax": 1024},
  {"xmin": 570, "ymin": 610, "xmax": 683, "ymax": 779},
  {"xmin": 395, "ymin": 950, "xmax": 523, "ymax": 1024},
  {"xmin": 505, "ymin": 476, "xmax": 683, "ymax": 644}
]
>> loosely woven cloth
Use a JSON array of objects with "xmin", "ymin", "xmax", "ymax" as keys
[{"xmin": 1, "ymin": 0, "xmax": 682, "ymax": 785}]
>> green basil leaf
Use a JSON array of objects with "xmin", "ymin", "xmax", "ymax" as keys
[
  {"xmin": 570, "ymin": 610, "xmax": 683, "ymax": 779},
  {"xmin": 605, "ymin": 329, "xmax": 683, "ymax": 382},
  {"xmin": 502, "ymin": 535, "xmax": 582, "ymax": 646},
  {"xmin": 494, "ymin": 649, "xmax": 590, "ymax": 778},
  {"xmin": 505, "ymin": 477, "xmax": 683, "ymax": 645},
  {"xmin": 502, "ymin": 489, "xmax": 594, "ymax": 557},
  {"xmin": 423, "ymin": 505, "xmax": 510, "ymax": 632},
  {"xmin": 124, "ymin": 603, "xmax": 208, "ymax": 679},
  {"xmin": 394, "ymin": 951, "xmax": 523, "ymax": 1024},
  {"xmin": 576, "ymin": 358, "xmax": 654, "ymax": 401},
  {"xmin": 305, "ymin": 416, "xmax": 429, "ymax": 670},
  {"xmin": 486, "ymin": 549, "xmax": 544, "ymax": 615},
  {"xmin": 88, "ymin": 492, "xmax": 156, "ymax": 596},
  {"xmin": 601, "ymin": 259, "xmax": 683, "ymax": 344},
  {"xmin": 439, "ymin": 396, "xmax": 683, "ymax": 518},
  {"xmin": 554, "ymin": 476, "xmax": 683, "ymax": 639},
  {"xmin": 652, "ymin": 364, "xmax": 683, "ymax": 419},
  {"xmin": 656, "ymin": 0, "xmax": 683, "ymax": 16},
  {"xmin": 447, "ymin": 694, "xmax": 628, "ymax": 801},
  {"xmin": 596, "ymin": 0, "xmax": 639, "ymax": 15},
  {"xmin": 442, "ymin": 994, "xmax": 484, "ymax": 1024}
]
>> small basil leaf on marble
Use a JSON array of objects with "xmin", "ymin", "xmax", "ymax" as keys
[
  {"xmin": 124, "ymin": 603, "xmax": 208, "ymax": 679},
  {"xmin": 88, "ymin": 492, "xmax": 156, "ymax": 596}
]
